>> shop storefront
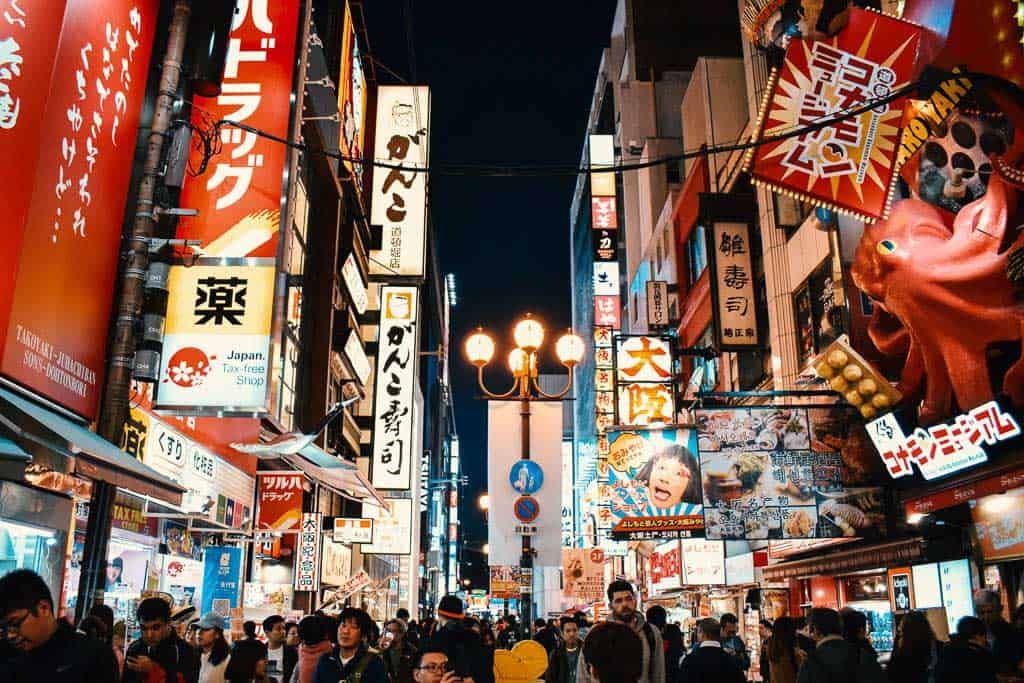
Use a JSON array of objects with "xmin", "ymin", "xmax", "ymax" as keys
[{"xmin": 0, "ymin": 477, "xmax": 71, "ymax": 599}]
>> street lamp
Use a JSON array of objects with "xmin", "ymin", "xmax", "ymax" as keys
[
  {"xmin": 478, "ymin": 493, "xmax": 490, "ymax": 520},
  {"xmin": 464, "ymin": 314, "xmax": 584, "ymax": 636}
]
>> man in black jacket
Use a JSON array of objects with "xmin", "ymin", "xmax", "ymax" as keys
[
  {"xmin": 0, "ymin": 569, "xmax": 118, "ymax": 683},
  {"xmin": 380, "ymin": 618, "xmax": 418, "ymax": 682},
  {"xmin": 678, "ymin": 618, "xmax": 745, "ymax": 683},
  {"xmin": 262, "ymin": 614, "xmax": 297, "ymax": 683},
  {"xmin": 936, "ymin": 616, "xmax": 998, "ymax": 683},
  {"xmin": 428, "ymin": 595, "xmax": 494, "ymax": 683},
  {"xmin": 313, "ymin": 607, "xmax": 387, "ymax": 683},
  {"xmin": 975, "ymin": 589, "xmax": 1024, "ymax": 675},
  {"xmin": 124, "ymin": 597, "xmax": 200, "ymax": 683},
  {"xmin": 534, "ymin": 619, "xmax": 559, "ymax": 656},
  {"xmin": 546, "ymin": 617, "xmax": 582, "ymax": 683},
  {"xmin": 797, "ymin": 607, "xmax": 885, "ymax": 683}
]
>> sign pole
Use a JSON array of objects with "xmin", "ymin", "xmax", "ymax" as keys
[{"xmin": 520, "ymin": 396, "xmax": 533, "ymax": 638}]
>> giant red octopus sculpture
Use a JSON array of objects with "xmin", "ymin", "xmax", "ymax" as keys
[{"xmin": 851, "ymin": 174, "xmax": 1024, "ymax": 423}]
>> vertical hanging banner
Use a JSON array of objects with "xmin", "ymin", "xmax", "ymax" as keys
[
  {"xmin": 294, "ymin": 512, "xmax": 321, "ymax": 592},
  {"xmin": 337, "ymin": 0, "xmax": 367, "ymax": 189},
  {"xmin": 614, "ymin": 336, "xmax": 675, "ymax": 427},
  {"xmin": 746, "ymin": 8, "xmax": 922, "ymax": 221},
  {"xmin": 201, "ymin": 547, "xmax": 242, "ymax": 626},
  {"xmin": 371, "ymin": 286, "xmax": 419, "ymax": 490},
  {"xmin": 562, "ymin": 548, "xmax": 605, "ymax": 602},
  {"xmin": 154, "ymin": 260, "xmax": 276, "ymax": 414},
  {"xmin": 369, "ymin": 85, "xmax": 431, "ymax": 277},
  {"xmin": 594, "ymin": 296, "xmax": 621, "ymax": 330},
  {"xmin": 589, "ymin": 135, "xmax": 615, "ymax": 198},
  {"xmin": 646, "ymin": 281, "xmax": 669, "ymax": 327},
  {"xmin": 709, "ymin": 222, "xmax": 760, "ymax": 350},
  {"xmin": 0, "ymin": 0, "xmax": 158, "ymax": 418},
  {"xmin": 177, "ymin": 0, "xmax": 301, "ymax": 257}
]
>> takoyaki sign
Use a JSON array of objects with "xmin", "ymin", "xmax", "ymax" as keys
[
  {"xmin": 605, "ymin": 429, "xmax": 705, "ymax": 540},
  {"xmin": 696, "ymin": 406, "xmax": 887, "ymax": 540}
]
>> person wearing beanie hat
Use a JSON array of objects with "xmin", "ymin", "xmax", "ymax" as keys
[{"xmin": 427, "ymin": 596, "xmax": 494, "ymax": 683}]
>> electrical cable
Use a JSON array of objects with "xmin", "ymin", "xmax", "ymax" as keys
[{"xmin": 189, "ymin": 70, "xmax": 1017, "ymax": 179}]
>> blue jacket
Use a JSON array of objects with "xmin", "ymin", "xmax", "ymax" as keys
[{"xmin": 311, "ymin": 644, "xmax": 387, "ymax": 683}]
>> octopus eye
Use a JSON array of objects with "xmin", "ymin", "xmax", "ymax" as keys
[{"xmin": 876, "ymin": 239, "xmax": 898, "ymax": 255}]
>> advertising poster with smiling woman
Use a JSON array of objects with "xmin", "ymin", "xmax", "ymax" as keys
[{"xmin": 606, "ymin": 429, "xmax": 705, "ymax": 539}]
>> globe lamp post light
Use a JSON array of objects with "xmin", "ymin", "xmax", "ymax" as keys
[{"xmin": 463, "ymin": 314, "xmax": 584, "ymax": 635}]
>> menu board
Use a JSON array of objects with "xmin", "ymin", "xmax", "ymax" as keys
[
  {"xmin": 939, "ymin": 559, "xmax": 973, "ymax": 636},
  {"xmin": 912, "ymin": 563, "xmax": 942, "ymax": 609},
  {"xmin": 696, "ymin": 406, "xmax": 886, "ymax": 540},
  {"xmin": 971, "ymin": 489, "xmax": 1024, "ymax": 561}
]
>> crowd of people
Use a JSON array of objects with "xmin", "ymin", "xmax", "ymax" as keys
[{"xmin": 4, "ymin": 568, "xmax": 1024, "ymax": 683}]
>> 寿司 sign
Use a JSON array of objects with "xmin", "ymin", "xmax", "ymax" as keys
[{"xmin": 867, "ymin": 401, "xmax": 1021, "ymax": 481}]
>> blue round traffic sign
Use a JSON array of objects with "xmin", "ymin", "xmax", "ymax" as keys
[
  {"xmin": 513, "ymin": 496, "xmax": 540, "ymax": 523},
  {"xmin": 509, "ymin": 460, "xmax": 544, "ymax": 495}
]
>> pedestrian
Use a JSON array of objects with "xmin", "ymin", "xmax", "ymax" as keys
[
  {"xmin": 226, "ymin": 636, "xmax": 268, "ymax": 683},
  {"xmin": 758, "ymin": 619, "xmax": 773, "ymax": 681},
  {"xmin": 662, "ymin": 624, "xmax": 686, "ymax": 683},
  {"xmin": 576, "ymin": 580, "xmax": 664, "ymax": 683},
  {"xmin": 794, "ymin": 617, "xmax": 815, "ymax": 654},
  {"xmin": 497, "ymin": 616, "xmax": 519, "ymax": 649},
  {"xmin": 580, "ymin": 621, "xmax": 643, "ymax": 682},
  {"xmin": 293, "ymin": 615, "xmax": 334, "ymax": 683},
  {"xmin": 411, "ymin": 645, "xmax": 461, "ymax": 683},
  {"xmin": 534, "ymin": 618, "xmax": 559, "ymax": 656},
  {"xmin": 839, "ymin": 607, "xmax": 877, "ymax": 659},
  {"xmin": 935, "ymin": 616, "xmax": 997, "ymax": 683},
  {"xmin": 796, "ymin": 607, "xmax": 884, "ymax": 683},
  {"xmin": 312, "ymin": 607, "xmax": 386, "ymax": 683},
  {"xmin": 285, "ymin": 623, "xmax": 300, "ymax": 649},
  {"xmin": 194, "ymin": 612, "xmax": 232, "ymax": 683},
  {"xmin": 719, "ymin": 613, "xmax": 750, "ymax": 673},
  {"xmin": 645, "ymin": 606, "xmax": 667, "ymax": 633},
  {"xmin": 764, "ymin": 616, "xmax": 806, "ymax": 683},
  {"xmin": 380, "ymin": 618, "xmax": 417, "ymax": 683},
  {"xmin": 546, "ymin": 616, "xmax": 583, "ymax": 683},
  {"xmin": 123, "ymin": 596, "xmax": 200, "ymax": 683},
  {"xmin": 0, "ymin": 569, "xmax": 118, "ymax": 682},
  {"xmin": 973, "ymin": 588, "xmax": 1024, "ymax": 675},
  {"xmin": 886, "ymin": 610, "xmax": 938, "ymax": 683},
  {"xmin": 427, "ymin": 595, "xmax": 493, "ymax": 683},
  {"xmin": 87, "ymin": 603, "xmax": 124, "ymax": 673},
  {"xmin": 261, "ymin": 615, "xmax": 297, "ymax": 683},
  {"xmin": 676, "ymin": 617, "xmax": 744, "ymax": 683}
]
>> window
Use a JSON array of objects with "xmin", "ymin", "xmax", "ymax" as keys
[
  {"xmin": 656, "ymin": 241, "xmax": 663, "ymax": 274},
  {"xmin": 686, "ymin": 225, "xmax": 708, "ymax": 286},
  {"xmin": 667, "ymin": 160, "xmax": 682, "ymax": 184},
  {"xmin": 633, "ymin": 292, "xmax": 639, "ymax": 323},
  {"xmin": 695, "ymin": 326, "xmax": 719, "ymax": 391}
]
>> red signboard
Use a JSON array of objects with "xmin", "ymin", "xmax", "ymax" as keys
[
  {"xmin": 905, "ymin": 465, "xmax": 1024, "ymax": 518},
  {"xmin": 177, "ymin": 0, "xmax": 301, "ymax": 257},
  {"xmin": 256, "ymin": 472, "xmax": 304, "ymax": 532},
  {"xmin": 594, "ymin": 295, "xmax": 621, "ymax": 330},
  {"xmin": 591, "ymin": 196, "xmax": 617, "ymax": 230},
  {"xmin": 748, "ymin": 9, "xmax": 921, "ymax": 221},
  {"xmin": 0, "ymin": 0, "xmax": 157, "ymax": 418}
]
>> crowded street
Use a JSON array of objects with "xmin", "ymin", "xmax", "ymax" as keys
[{"xmin": 1, "ymin": 0, "xmax": 1024, "ymax": 681}]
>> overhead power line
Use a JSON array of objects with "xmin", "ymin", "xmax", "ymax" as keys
[{"xmin": 195, "ymin": 70, "xmax": 1017, "ymax": 179}]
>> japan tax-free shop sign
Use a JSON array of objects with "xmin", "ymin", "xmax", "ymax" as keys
[
  {"xmin": 155, "ymin": 259, "xmax": 276, "ymax": 415},
  {"xmin": 0, "ymin": 0, "xmax": 158, "ymax": 419}
]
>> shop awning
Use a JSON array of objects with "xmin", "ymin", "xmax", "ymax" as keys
[
  {"xmin": 283, "ymin": 445, "xmax": 388, "ymax": 509},
  {"xmin": 0, "ymin": 436, "xmax": 29, "ymax": 461},
  {"xmin": 0, "ymin": 387, "xmax": 185, "ymax": 505},
  {"xmin": 760, "ymin": 538, "xmax": 924, "ymax": 582},
  {"xmin": 904, "ymin": 461, "xmax": 1024, "ymax": 518}
]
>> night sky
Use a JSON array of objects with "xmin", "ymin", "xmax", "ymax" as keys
[{"xmin": 361, "ymin": 1, "xmax": 618, "ymax": 582}]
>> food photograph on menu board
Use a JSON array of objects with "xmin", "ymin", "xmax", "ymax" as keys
[
  {"xmin": 697, "ymin": 406, "xmax": 886, "ymax": 540},
  {"xmin": 606, "ymin": 428, "xmax": 705, "ymax": 540}
]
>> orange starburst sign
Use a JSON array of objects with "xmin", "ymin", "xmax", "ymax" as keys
[{"xmin": 748, "ymin": 9, "xmax": 923, "ymax": 221}]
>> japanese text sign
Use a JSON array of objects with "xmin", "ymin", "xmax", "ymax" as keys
[
  {"xmin": 337, "ymin": 1, "xmax": 366, "ymax": 190},
  {"xmin": 0, "ymin": 0, "xmax": 157, "ymax": 418},
  {"xmin": 256, "ymin": 471, "xmax": 303, "ymax": 532},
  {"xmin": 333, "ymin": 517, "xmax": 373, "ymax": 544},
  {"xmin": 867, "ymin": 401, "xmax": 1020, "ymax": 481},
  {"xmin": 971, "ymin": 488, "xmax": 1024, "ymax": 562},
  {"xmin": 710, "ymin": 222, "xmax": 760, "ymax": 350},
  {"xmin": 747, "ymin": 9, "xmax": 922, "ymax": 220},
  {"xmin": 369, "ymin": 85, "xmax": 431, "ymax": 277},
  {"xmin": 614, "ymin": 335, "xmax": 675, "ymax": 427},
  {"xmin": 340, "ymin": 252, "xmax": 368, "ymax": 315},
  {"xmin": 178, "ymin": 0, "xmax": 301, "ymax": 257},
  {"xmin": 201, "ymin": 547, "xmax": 242, "ymax": 628},
  {"xmin": 680, "ymin": 539, "xmax": 725, "ymax": 586},
  {"xmin": 294, "ymin": 512, "xmax": 321, "ymax": 592},
  {"xmin": 489, "ymin": 565, "xmax": 521, "ymax": 599},
  {"xmin": 650, "ymin": 541, "xmax": 682, "ymax": 592},
  {"xmin": 589, "ymin": 134, "xmax": 615, "ymax": 197},
  {"xmin": 562, "ymin": 548, "xmax": 605, "ymax": 602},
  {"xmin": 361, "ymin": 498, "xmax": 412, "ymax": 555},
  {"xmin": 591, "ymin": 196, "xmax": 617, "ymax": 229},
  {"xmin": 646, "ymin": 281, "xmax": 669, "ymax": 327},
  {"xmin": 593, "ymin": 262, "xmax": 619, "ymax": 296},
  {"xmin": 593, "ymin": 295, "xmax": 620, "ymax": 330},
  {"xmin": 154, "ymin": 260, "xmax": 275, "ymax": 414},
  {"xmin": 371, "ymin": 286, "xmax": 419, "ymax": 490},
  {"xmin": 697, "ymin": 406, "xmax": 886, "ymax": 540},
  {"xmin": 605, "ymin": 429, "xmax": 705, "ymax": 540},
  {"xmin": 593, "ymin": 228, "xmax": 617, "ymax": 262}
]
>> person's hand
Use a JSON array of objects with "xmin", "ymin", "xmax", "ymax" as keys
[
  {"xmin": 440, "ymin": 674, "xmax": 464, "ymax": 683},
  {"xmin": 125, "ymin": 655, "xmax": 154, "ymax": 673}
]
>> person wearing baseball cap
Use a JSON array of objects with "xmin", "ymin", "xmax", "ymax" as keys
[
  {"xmin": 196, "ymin": 612, "xmax": 231, "ymax": 683},
  {"xmin": 427, "ymin": 596, "xmax": 493, "ymax": 683}
]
